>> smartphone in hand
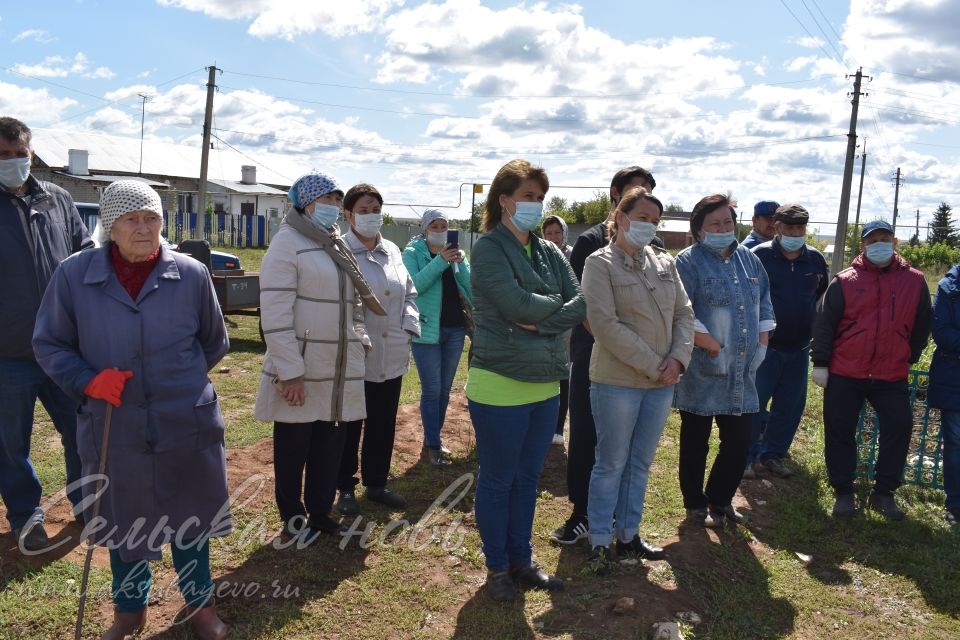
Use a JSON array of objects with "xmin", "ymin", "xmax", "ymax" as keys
[{"xmin": 447, "ymin": 229, "xmax": 460, "ymax": 250}]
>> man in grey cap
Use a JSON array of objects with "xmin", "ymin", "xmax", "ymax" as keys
[
  {"xmin": 746, "ymin": 204, "xmax": 828, "ymax": 480},
  {"xmin": 811, "ymin": 219, "xmax": 931, "ymax": 520}
]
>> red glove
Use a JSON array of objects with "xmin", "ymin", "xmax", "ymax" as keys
[{"xmin": 83, "ymin": 369, "xmax": 134, "ymax": 407}]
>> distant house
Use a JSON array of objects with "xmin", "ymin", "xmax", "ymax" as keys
[{"xmin": 29, "ymin": 128, "xmax": 301, "ymax": 246}]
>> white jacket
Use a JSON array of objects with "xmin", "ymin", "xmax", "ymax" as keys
[
  {"xmin": 344, "ymin": 230, "xmax": 420, "ymax": 382},
  {"xmin": 255, "ymin": 221, "xmax": 370, "ymax": 423}
]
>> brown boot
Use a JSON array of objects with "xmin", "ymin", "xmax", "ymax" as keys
[
  {"xmin": 100, "ymin": 608, "xmax": 147, "ymax": 639},
  {"xmin": 184, "ymin": 601, "xmax": 228, "ymax": 640}
]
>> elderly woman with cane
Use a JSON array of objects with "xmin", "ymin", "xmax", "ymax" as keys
[{"xmin": 33, "ymin": 180, "xmax": 231, "ymax": 639}]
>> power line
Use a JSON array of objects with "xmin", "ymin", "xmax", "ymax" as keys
[
  {"xmin": 777, "ymin": 0, "xmax": 842, "ymax": 64},
  {"xmin": 809, "ymin": 0, "xmax": 843, "ymax": 43},
  {"xmin": 799, "ymin": 0, "xmax": 845, "ymax": 62}
]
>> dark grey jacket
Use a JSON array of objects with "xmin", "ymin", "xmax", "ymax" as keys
[{"xmin": 0, "ymin": 177, "xmax": 92, "ymax": 360}]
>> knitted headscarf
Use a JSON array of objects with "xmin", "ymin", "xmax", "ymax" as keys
[{"xmin": 95, "ymin": 180, "xmax": 163, "ymax": 245}]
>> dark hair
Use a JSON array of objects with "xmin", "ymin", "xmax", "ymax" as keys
[
  {"xmin": 541, "ymin": 215, "xmax": 565, "ymax": 233},
  {"xmin": 690, "ymin": 193, "xmax": 737, "ymax": 238},
  {"xmin": 0, "ymin": 117, "xmax": 32, "ymax": 147},
  {"xmin": 607, "ymin": 186, "xmax": 663, "ymax": 238},
  {"xmin": 342, "ymin": 183, "xmax": 383, "ymax": 212},
  {"xmin": 610, "ymin": 166, "xmax": 655, "ymax": 203},
  {"xmin": 482, "ymin": 159, "xmax": 549, "ymax": 232}
]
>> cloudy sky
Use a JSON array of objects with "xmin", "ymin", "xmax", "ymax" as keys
[{"xmin": 3, "ymin": 0, "xmax": 960, "ymax": 238}]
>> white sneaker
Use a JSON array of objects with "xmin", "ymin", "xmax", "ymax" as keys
[{"xmin": 552, "ymin": 433, "xmax": 565, "ymax": 445}]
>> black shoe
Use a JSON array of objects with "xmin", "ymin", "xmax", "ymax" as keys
[
  {"xmin": 337, "ymin": 490, "xmax": 360, "ymax": 516},
  {"xmin": 832, "ymin": 493, "xmax": 857, "ymax": 518},
  {"xmin": 310, "ymin": 515, "xmax": 349, "ymax": 536},
  {"xmin": 615, "ymin": 535, "xmax": 665, "ymax": 560},
  {"xmin": 509, "ymin": 562, "xmax": 564, "ymax": 591},
  {"xmin": 367, "ymin": 486, "xmax": 406, "ymax": 509},
  {"xmin": 868, "ymin": 492, "xmax": 905, "ymax": 521},
  {"xmin": 427, "ymin": 448, "xmax": 451, "ymax": 467},
  {"xmin": 13, "ymin": 522, "xmax": 49, "ymax": 553},
  {"xmin": 485, "ymin": 570, "xmax": 517, "ymax": 602},
  {"xmin": 587, "ymin": 545, "xmax": 614, "ymax": 575},
  {"xmin": 685, "ymin": 507, "xmax": 715, "ymax": 527},
  {"xmin": 761, "ymin": 456, "xmax": 794, "ymax": 478},
  {"xmin": 709, "ymin": 504, "xmax": 745, "ymax": 526},
  {"xmin": 549, "ymin": 514, "xmax": 589, "ymax": 545}
]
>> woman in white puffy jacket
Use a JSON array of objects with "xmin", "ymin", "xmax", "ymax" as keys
[{"xmin": 255, "ymin": 170, "xmax": 383, "ymax": 542}]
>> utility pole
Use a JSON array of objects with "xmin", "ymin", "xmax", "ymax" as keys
[
  {"xmin": 891, "ymin": 167, "xmax": 903, "ymax": 232},
  {"xmin": 852, "ymin": 138, "xmax": 867, "ymax": 240},
  {"xmin": 137, "ymin": 94, "xmax": 150, "ymax": 176},
  {"xmin": 198, "ymin": 65, "xmax": 219, "ymax": 238},
  {"xmin": 831, "ymin": 68, "xmax": 867, "ymax": 275},
  {"xmin": 915, "ymin": 208, "xmax": 920, "ymax": 242}
]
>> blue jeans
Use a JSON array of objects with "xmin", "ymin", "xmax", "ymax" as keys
[
  {"xmin": 749, "ymin": 347, "xmax": 809, "ymax": 463},
  {"xmin": 0, "ymin": 358, "xmax": 82, "ymax": 529},
  {"xmin": 468, "ymin": 396, "xmax": 558, "ymax": 572},
  {"xmin": 412, "ymin": 327, "xmax": 466, "ymax": 448},
  {"xmin": 109, "ymin": 539, "xmax": 213, "ymax": 612},
  {"xmin": 942, "ymin": 410, "xmax": 960, "ymax": 511},
  {"xmin": 587, "ymin": 383, "xmax": 673, "ymax": 547}
]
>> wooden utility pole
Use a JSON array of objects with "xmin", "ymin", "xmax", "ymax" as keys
[
  {"xmin": 137, "ymin": 93, "xmax": 150, "ymax": 176},
  {"xmin": 831, "ymin": 68, "xmax": 867, "ymax": 275},
  {"xmin": 892, "ymin": 167, "xmax": 902, "ymax": 232},
  {"xmin": 198, "ymin": 65, "xmax": 219, "ymax": 238},
  {"xmin": 915, "ymin": 208, "xmax": 920, "ymax": 241}
]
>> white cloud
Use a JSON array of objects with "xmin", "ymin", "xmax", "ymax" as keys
[
  {"xmin": 794, "ymin": 36, "xmax": 825, "ymax": 49},
  {"xmin": 13, "ymin": 29, "xmax": 56, "ymax": 43},
  {"xmin": 11, "ymin": 52, "xmax": 115, "ymax": 79},
  {"xmin": 0, "ymin": 82, "xmax": 77, "ymax": 122},
  {"xmin": 156, "ymin": 0, "xmax": 404, "ymax": 38}
]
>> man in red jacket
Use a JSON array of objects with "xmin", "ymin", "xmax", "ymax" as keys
[{"xmin": 811, "ymin": 220, "xmax": 931, "ymax": 520}]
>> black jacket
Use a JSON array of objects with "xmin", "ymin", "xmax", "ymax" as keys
[{"xmin": 0, "ymin": 177, "xmax": 93, "ymax": 360}]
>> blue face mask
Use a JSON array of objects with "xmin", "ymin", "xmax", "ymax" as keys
[
  {"xmin": 624, "ymin": 220, "xmax": 657, "ymax": 248},
  {"xmin": 778, "ymin": 235, "xmax": 805, "ymax": 252},
  {"xmin": 702, "ymin": 231, "xmax": 736, "ymax": 251},
  {"xmin": 0, "ymin": 156, "xmax": 30, "ymax": 189},
  {"xmin": 309, "ymin": 203, "xmax": 340, "ymax": 229},
  {"xmin": 865, "ymin": 241, "xmax": 894, "ymax": 265},
  {"xmin": 511, "ymin": 201, "xmax": 544, "ymax": 231}
]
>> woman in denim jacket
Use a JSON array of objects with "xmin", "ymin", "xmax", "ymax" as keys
[{"xmin": 673, "ymin": 194, "xmax": 775, "ymax": 527}]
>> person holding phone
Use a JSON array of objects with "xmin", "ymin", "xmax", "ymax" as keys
[{"xmin": 402, "ymin": 210, "xmax": 472, "ymax": 466}]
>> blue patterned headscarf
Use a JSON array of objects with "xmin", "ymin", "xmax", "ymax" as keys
[{"xmin": 288, "ymin": 170, "xmax": 342, "ymax": 209}]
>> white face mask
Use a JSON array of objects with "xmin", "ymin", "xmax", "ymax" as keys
[
  {"xmin": 0, "ymin": 156, "xmax": 30, "ymax": 189},
  {"xmin": 353, "ymin": 212, "xmax": 383, "ymax": 238},
  {"xmin": 427, "ymin": 231, "xmax": 448, "ymax": 248}
]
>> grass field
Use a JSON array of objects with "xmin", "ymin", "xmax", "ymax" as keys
[{"xmin": 0, "ymin": 247, "xmax": 958, "ymax": 639}]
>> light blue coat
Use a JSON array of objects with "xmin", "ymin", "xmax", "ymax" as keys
[
  {"xmin": 673, "ymin": 242, "xmax": 775, "ymax": 416},
  {"xmin": 402, "ymin": 236, "xmax": 473, "ymax": 345}
]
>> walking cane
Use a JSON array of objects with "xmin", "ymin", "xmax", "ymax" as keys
[{"xmin": 74, "ymin": 403, "xmax": 114, "ymax": 640}]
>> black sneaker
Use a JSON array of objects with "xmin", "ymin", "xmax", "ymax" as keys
[
  {"xmin": 509, "ymin": 562, "xmax": 564, "ymax": 591},
  {"xmin": 485, "ymin": 570, "xmax": 517, "ymax": 602},
  {"xmin": 832, "ymin": 493, "xmax": 857, "ymax": 518},
  {"xmin": 13, "ymin": 522, "xmax": 50, "ymax": 553},
  {"xmin": 366, "ymin": 486, "xmax": 406, "ymax": 509},
  {"xmin": 615, "ymin": 535, "xmax": 665, "ymax": 560},
  {"xmin": 868, "ymin": 492, "xmax": 905, "ymax": 521},
  {"xmin": 685, "ymin": 507, "xmax": 717, "ymax": 527},
  {"xmin": 761, "ymin": 457, "xmax": 794, "ymax": 478},
  {"xmin": 549, "ymin": 514, "xmax": 588, "ymax": 545},
  {"xmin": 427, "ymin": 448, "xmax": 451, "ymax": 467},
  {"xmin": 310, "ymin": 514, "xmax": 349, "ymax": 536},
  {"xmin": 709, "ymin": 504, "xmax": 745, "ymax": 526},
  {"xmin": 337, "ymin": 490, "xmax": 360, "ymax": 516},
  {"xmin": 587, "ymin": 545, "xmax": 614, "ymax": 575}
]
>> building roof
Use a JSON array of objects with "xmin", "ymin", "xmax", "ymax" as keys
[
  {"xmin": 54, "ymin": 172, "xmax": 170, "ymax": 188},
  {"xmin": 32, "ymin": 127, "xmax": 300, "ymax": 187},
  {"xmin": 207, "ymin": 179, "xmax": 287, "ymax": 195}
]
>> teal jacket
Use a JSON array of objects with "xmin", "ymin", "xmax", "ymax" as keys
[
  {"xmin": 402, "ymin": 236, "xmax": 473, "ymax": 345},
  {"xmin": 470, "ymin": 223, "xmax": 585, "ymax": 382}
]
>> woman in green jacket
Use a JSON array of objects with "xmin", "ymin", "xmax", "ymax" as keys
[
  {"xmin": 467, "ymin": 159, "xmax": 586, "ymax": 602},
  {"xmin": 402, "ymin": 209, "xmax": 472, "ymax": 466}
]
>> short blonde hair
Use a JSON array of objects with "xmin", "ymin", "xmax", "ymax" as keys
[{"xmin": 606, "ymin": 186, "xmax": 664, "ymax": 239}]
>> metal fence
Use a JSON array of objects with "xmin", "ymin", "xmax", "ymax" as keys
[
  {"xmin": 856, "ymin": 369, "xmax": 943, "ymax": 489},
  {"xmin": 162, "ymin": 212, "xmax": 269, "ymax": 248}
]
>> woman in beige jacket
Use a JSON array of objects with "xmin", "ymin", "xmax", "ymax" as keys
[
  {"xmin": 255, "ymin": 170, "xmax": 382, "ymax": 542},
  {"xmin": 581, "ymin": 186, "xmax": 694, "ymax": 573}
]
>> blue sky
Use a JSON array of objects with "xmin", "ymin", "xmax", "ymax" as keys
[{"xmin": 3, "ymin": 0, "xmax": 960, "ymax": 239}]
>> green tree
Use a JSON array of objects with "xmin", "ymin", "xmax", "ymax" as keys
[
  {"xmin": 546, "ymin": 196, "xmax": 568, "ymax": 217},
  {"xmin": 665, "ymin": 203, "xmax": 684, "ymax": 213},
  {"xmin": 382, "ymin": 212, "xmax": 395, "ymax": 226},
  {"xmin": 929, "ymin": 202, "xmax": 958, "ymax": 247}
]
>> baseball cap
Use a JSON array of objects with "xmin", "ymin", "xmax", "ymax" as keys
[
  {"xmin": 754, "ymin": 200, "xmax": 780, "ymax": 217},
  {"xmin": 861, "ymin": 219, "xmax": 894, "ymax": 239}
]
